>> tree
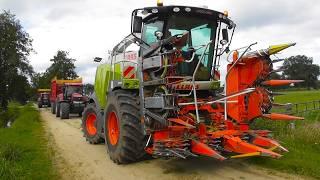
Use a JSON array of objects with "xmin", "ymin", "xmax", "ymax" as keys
[
  {"xmin": 7, "ymin": 74, "xmax": 32, "ymax": 104},
  {"xmin": 282, "ymin": 55, "xmax": 320, "ymax": 89},
  {"xmin": 0, "ymin": 11, "xmax": 34, "ymax": 110},
  {"xmin": 46, "ymin": 50, "xmax": 78, "ymax": 80},
  {"xmin": 83, "ymin": 83, "xmax": 94, "ymax": 96},
  {"xmin": 31, "ymin": 72, "xmax": 51, "ymax": 89},
  {"xmin": 31, "ymin": 50, "xmax": 79, "ymax": 94}
]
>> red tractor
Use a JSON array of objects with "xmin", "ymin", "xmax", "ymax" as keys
[
  {"xmin": 50, "ymin": 78, "xmax": 88, "ymax": 119},
  {"xmin": 37, "ymin": 89, "xmax": 51, "ymax": 108}
]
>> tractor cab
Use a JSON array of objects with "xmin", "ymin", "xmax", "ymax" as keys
[
  {"xmin": 62, "ymin": 83, "xmax": 84, "ymax": 100},
  {"xmin": 37, "ymin": 89, "xmax": 51, "ymax": 108},
  {"xmin": 40, "ymin": 93, "xmax": 50, "ymax": 100}
]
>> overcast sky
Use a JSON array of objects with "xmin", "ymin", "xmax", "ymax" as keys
[{"xmin": 1, "ymin": 0, "xmax": 320, "ymax": 83}]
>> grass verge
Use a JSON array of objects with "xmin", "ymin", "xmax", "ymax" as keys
[
  {"xmin": 249, "ymin": 90, "xmax": 320, "ymax": 179},
  {"xmin": 0, "ymin": 103, "xmax": 58, "ymax": 179},
  {"xmin": 0, "ymin": 102, "xmax": 20, "ymax": 127}
]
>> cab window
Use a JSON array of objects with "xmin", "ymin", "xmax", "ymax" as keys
[{"xmin": 142, "ymin": 21, "xmax": 164, "ymax": 45}]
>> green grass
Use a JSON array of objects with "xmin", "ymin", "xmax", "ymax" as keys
[
  {"xmin": 0, "ymin": 103, "xmax": 58, "ymax": 180},
  {"xmin": 274, "ymin": 90, "xmax": 320, "ymax": 104},
  {"xmin": 249, "ymin": 90, "xmax": 320, "ymax": 179},
  {"xmin": 0, "ymin": 102, "xmax": 20, "ymax": 127}
]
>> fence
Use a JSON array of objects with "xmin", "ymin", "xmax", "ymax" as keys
[
  {"xmin": 272, "ymin": 100, "xmax": 320, "ymax": 129},
  {"xmin": 273, "ymin": 100, "xmax": 320, "ymax": 115}
]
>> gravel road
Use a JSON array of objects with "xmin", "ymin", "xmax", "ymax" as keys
[{"xmin": 40, "ymin": 108, "xmax": 304, "ymax": 180}]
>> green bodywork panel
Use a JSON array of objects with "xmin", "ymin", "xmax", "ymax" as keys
[
  {"xmin": 209, "ymin": 81, "xmax": 220, "ymax": 89},
  {"xmin": 94, "ymin": 63, "xmax": 138, "ymax": 109},
  {"xmin": 94, "ymin": 64, "xmax": 112, "ymax": 109},
  {"xmin": 123, "ymin": 79, "xmax": 140, "ymax": 89}
]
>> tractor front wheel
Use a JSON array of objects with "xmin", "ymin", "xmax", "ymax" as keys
[
  {"xmin": 51, "ymin": 102, "xmax": 56, "ymax": 114},
  {"xmin": 104, "ymin": 90, "xmax": 146, "ymax": 164},
  {"xmin": 60, "ymin": 102, "xmax": 70, "ymax": 119},
  {"xmin": 82, "ymin": 103, "xmax": 104, "ymax": 144},
  {"xmin": 56, "ymin": 102, "xmax": 60, "ymax": 117}
]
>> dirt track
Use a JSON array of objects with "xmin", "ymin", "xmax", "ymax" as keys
[{"xmin": 40, "ymin": 108, "xmax": 304, "ymax": 180}]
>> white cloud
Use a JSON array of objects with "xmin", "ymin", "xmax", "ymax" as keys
[{"xmin": 1, "ymin": 0, "xmax": 319, "ymax": 83}]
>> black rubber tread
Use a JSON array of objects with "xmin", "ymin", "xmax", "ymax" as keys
[
  {"xmin": 51, "ymin": 102, "xmax": 56, "ymax": 114},
  {"xmin": 60, "ymin": 102, "xmax": 70, "ymax": 119},
  {"xmin": 56, "ymin": 102, "xmax": 60, "ymax": 117},
  {"xmin": 38, "ymin": 102, "xmax": 42, "ymax": 108},
  {"xmin": 104, "ymin": 89, "xmax": 146, "ymax": 164},
  {"xmin": 82, "ymin": 103, "xmax": 104, "ymax": 144}
]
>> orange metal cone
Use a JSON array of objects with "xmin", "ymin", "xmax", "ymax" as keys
[
  {"xmin": 191, "ymin": 140, "xmax": 226, "ymax": 160},
  {"xmin": 168, "ymin": 118, "xmax": 195, "ymax": 129},
  {"xmin": 251, "ymin": 135, "xmax": 289, "ymax": 152},
  {"xmin": 224, "ymin": 135, "xmax": 282, "ymax": 158},
  {"xmin": 262, "ymin": 113, "xmax": 304, "ymax": 120},
  {"xmin": 262, "ymin": 80, "xmax": 304, "ymax": 86}
]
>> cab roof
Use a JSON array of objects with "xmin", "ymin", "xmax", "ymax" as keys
[{"xmin": 133, "ymin": 5, "xmax": 234, "ymax": 28}]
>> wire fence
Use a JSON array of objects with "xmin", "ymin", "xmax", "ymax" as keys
[
  {"xmin": 272, "ymin": 100, "xmax": 320, "ymax": 129},
  {"xmin": 273, "ymin": 100, "xmax": 320, "ymax": 116}
]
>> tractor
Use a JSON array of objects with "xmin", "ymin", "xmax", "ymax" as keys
[
  {"xmin": 37, "ymin": 89, "xmax": 51, "ymax": 108},
  {"xmin": 50, "ymin": 78, "xmax": 88, "ymax": 119},
  {"xmin": 82, "ymin": 2, "xmax": 303, "ymax": 164}
]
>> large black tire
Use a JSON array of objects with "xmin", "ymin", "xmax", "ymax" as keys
[
  {"xmin": 104, "ymin": 90, "xmax": 146, "ymax": 164},
  {"xmin": 60, "ymin": 102, "xmax": 70, "ymax": 119},
  {"xmin": 82, "ymin": 103, "xmax": 104, "ymax": 144},
  {"xmin": 38, "ymin": 102, "xmax": 42, "ymax": 108},
  {"xmin": 56, "ymin": 102, "xmax": 60, "ymax": 117},
  {"xmin": 51, "ymin": 102, "xmax": 56, "ymax": 114}
]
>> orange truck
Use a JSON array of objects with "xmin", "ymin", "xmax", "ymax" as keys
[{"xmin": 50, "ymin": 78, "xmax": 88, "ymax": 119}]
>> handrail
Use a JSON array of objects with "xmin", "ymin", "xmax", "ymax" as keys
[
  {"xmin": 178, "ymin": 88, "xmax": 255, "ymax": 106},
  {"xmin": 191, "ymin": 41, "xmax": 213, "ymax": 123}
]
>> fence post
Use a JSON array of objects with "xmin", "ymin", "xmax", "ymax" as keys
[{"xmin": 286, "ymin": 103, "xmax": 295, "ymax": 129}]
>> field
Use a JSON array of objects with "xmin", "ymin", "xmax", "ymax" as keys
[
  {"xmin": 0, "ymin": 103, "xmax": 57, "ymax": 180},
  {"xmin": 250, "ymin": 90, "xmax": 320, "ymax": 179}
]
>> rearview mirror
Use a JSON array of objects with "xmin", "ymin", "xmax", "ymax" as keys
[
  {"xmin": 221, "ymin": 29, "xmax": 229, "ymax": 45},
  {"xmin": 132, "ymin": 16, "xmax": 142, "ymax": 33},
  {"xmin": 94, "ymin": 57, "xmax": 102, "ymax": 62}
]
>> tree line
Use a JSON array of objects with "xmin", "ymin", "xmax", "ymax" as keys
[
  {"xmin": 0, "ymin": 11, "xmax": 92, "ymax": 111},
  {"xmin": 0, "ymin": 10, "xmax": 320, "ymax": 111}
]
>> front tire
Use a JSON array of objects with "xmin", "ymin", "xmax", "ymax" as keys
[
  {"xmin": 82, "ymin": 103, "xmax": 104, "ymax": 144},
  {"xmin": 60, "ymin": 102, "xmax": 70, "ymax": 119},
  {"xmin": 56, "ymin": 102, "xmax": 60, "ymax": 117},
  {"xmin": 51, "ymin": 102, "xmax": 56, "ymax": 114},
  {"xmin": 104, "ymin": 90, "xmax": 146, "ymax": 164}
]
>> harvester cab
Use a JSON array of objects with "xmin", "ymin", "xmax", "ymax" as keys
[{"xmin": 83, "ymin": 3, "xmax": 303, "ymax": 164}]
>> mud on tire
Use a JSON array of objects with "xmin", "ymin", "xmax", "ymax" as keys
[
  {"xmin": 104, "ymin": 89, "xmax": 146, "ymax": 164},
  {"xmin": 82, "ymin": 103, "xmax": 104, "ymax": 144}
]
